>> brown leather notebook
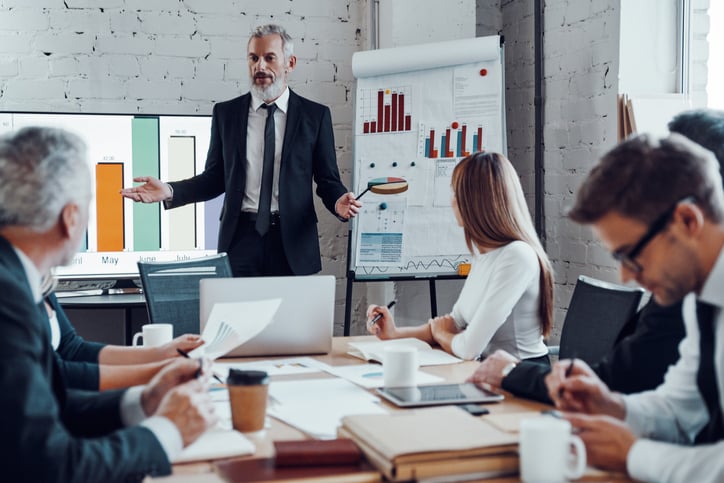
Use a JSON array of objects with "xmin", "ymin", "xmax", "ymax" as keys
[
  {"xmin": 213, "ymin": 457, "xmax": 379, "ymax": 483},
  {"xmin": 273, "ymin": 438, "xmax": 362, "ymax": 467}
]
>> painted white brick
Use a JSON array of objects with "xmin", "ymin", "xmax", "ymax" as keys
[
  {"xmin": 139, "ymin": 11, "xmax": 197, "ymax": 36},
  {"xmin": 67, "ymin": 78, "xmax": 126, "ymax": 99},
  {"xmin": 76, "ymin": 55, "xmax": 110, "ymax": 77},
  {"xmin": 247, "ymin": 0, "xmax": 294, "ymax": 17},
  {"xmin": 196, "ymin": 15, "xmax": 253, "ymax": 37},
  {"xmin": 78, "ymin": 99, "xmax": 137, "ymax": 114},
  {"xmin": 4, "ymin": 79, "xmax": 66, "ymax": 99},
  {"xmin": 2, "ymin": 0, "xmax": 62, "ymax": 7},
  {"xmin": 0, "ymin": 33, "xmax": 36, "ymax": 54},
  {"xmin": 135, "ymin": 99, "xmax": 211, "ymax": 115},
  {"xmin": 0, "ymin": 9, "xmax": 49, "ymax": 31},
  {"xmin": 139, "ymin": 56, "xmax": 195, "ymax": 80},
  {"xmin": 107, "ymin": 55, "xmax": 141, "ymax": 78},
  {"xmin": 303, "ymin": 18, "xmax": 358, "ymax": 42},
  {"xmin": 0, "ymin": 98, "xmax": 79, "ymax": 111},
  {"xmin": 108, "ymin": 11, "xmax": 141, "ymax": 33},
  {"xmin": 180, "ymin": 79, "xmax": 241, "ymax": 102},
  {"xmin": 127, "ymin": 79, "xmax": 181, "ymax": 100},
  {"xmin": 224, "ymin": 60, "xmax": 247, "ymax": 81},
  {"xmin": 292, "ymin": 60, "xmax": 335, "ymax": 83},
  {"xmin": 181, "ymin": 0, "xmax": 243, "ymax": 15},
  {"xmin": 51, "ymin": 9, "xmax": 109, "ymax": 31},
  {"xmin": 65, "ymin": 0, "xmax": 122, "ymax": 7},
  {"xmin": 19, "ymin": 57, "xmax": 50, "ymax": 78},
  {"xmin": 96, "ymin": 34, "xmax": 154, "ymax": 55},
  {"xmin": 207, "ymin": 37, "xmax": 246, "ymax": 60},
  {"xmin": 0, "ymin": 57, "xmax": 18, "ymax": 77},
  {"xmin": 316, "ymin": 41, "xmax": 358, "ymax": 64},
  {"xmin": 193, "ymin": 58, "xmax": 225, "ymax": 81},
  {"xmin": 291, "ymin": 1, "xmax": 349, "ymax": 18},
  {"xmin": 49, "ymin": 57, "xmax": 79, "ymax": 77},
  {"xmin": 154, "ymin": 35, "xmax": 210, "ymax": 57},
  {"xmin": 123, "ymin": 0, "xmax": 184, "ymax": 11}
]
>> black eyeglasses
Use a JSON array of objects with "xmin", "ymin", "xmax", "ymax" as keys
[{"xmin": 612, "ymin": 196, "xmax": 695, "ymax": 274}]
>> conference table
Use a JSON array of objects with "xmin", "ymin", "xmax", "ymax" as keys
[{"xmin": 151, "ymin": 336, "xmax": 628, "ymax": 483}]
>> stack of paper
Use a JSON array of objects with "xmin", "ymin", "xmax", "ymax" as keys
[{"xmin": 347, "ymin": 338, "xmax": 462, "ymax": 366}]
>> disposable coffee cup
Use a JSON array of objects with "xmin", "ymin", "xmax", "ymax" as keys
[
  {"xmin": 131, "ymin": 323, "xmax": 173, "ymax": 347},
  {"xmin": 227, "ymin": 369, "xmax": 270, "ymax": 433}
]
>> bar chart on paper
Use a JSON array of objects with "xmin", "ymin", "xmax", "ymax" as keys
[
  {"xmin": 418, "ymin": 122, "xmax": 484, "ymax": 159},
  {"xmin": 0, "ymin": 112, "xmax": 220, "ymax": 278},
  {"xmin": 357, "ymin": 86, "xmax": 413, "ymax": 135}
]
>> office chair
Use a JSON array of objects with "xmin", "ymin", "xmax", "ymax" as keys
[
  {"xmin": 137, "ymin": 253, "xmax": 233, "ymax": 337},
  {"xmin": 550, "ymin": 275, "xmax": 644, "ymax": 365}
]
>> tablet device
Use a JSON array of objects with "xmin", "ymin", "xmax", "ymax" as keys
[{"xmin": 376, "ymin": 383, "xmax": 504, "ymax": 408}]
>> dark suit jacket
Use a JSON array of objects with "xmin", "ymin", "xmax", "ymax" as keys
[
  {"xmin": 501, "ymin": 298, "xmax": 686, "ymax": 404},
  {"xmin": 49, "ymin": 293, "xmax": 105, "ymax": 390},
  {"xmin": 0, "ymin": 237, "xmax": 170, "ymax": 482},
  {"xmin": 168, "ymin": 90, "xmax": 348, "ymax": 275}
]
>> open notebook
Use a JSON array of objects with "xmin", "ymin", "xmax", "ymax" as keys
[
  {"xmin": 347, "ymin": 338, "xmax": 462, "ymax": 366},
  {"xmin": 173, "ymin": 428, "xmax": 255, "ymax": 464}
]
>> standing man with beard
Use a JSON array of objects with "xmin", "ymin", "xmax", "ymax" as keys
[{"xmin": 122, "ymin": 24, "xmax": 360, "ymax": 277}]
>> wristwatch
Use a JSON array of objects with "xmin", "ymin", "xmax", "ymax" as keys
[{"xmin": 501, "ymin": 361, "xmax": 518, "ymax": 377}]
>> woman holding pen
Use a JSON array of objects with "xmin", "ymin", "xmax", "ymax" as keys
[{"xmin": 367, "ymin": 152, "xmax": 553, "ymax": 363}]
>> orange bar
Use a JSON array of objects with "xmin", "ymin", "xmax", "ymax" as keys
[{"xmin": 96, "ymin": 163, "xmax": 125, "ymax": 251}]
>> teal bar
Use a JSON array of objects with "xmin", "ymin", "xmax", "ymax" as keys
[{"xmin": 131, "ymin": 117, "xmax": 161, "ymax": 250}]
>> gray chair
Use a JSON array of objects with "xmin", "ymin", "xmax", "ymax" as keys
[
  {"xmin": 137, "ymin": 253, "xmax": 233, "ymax": 337},
  {"xmin": 550, "ymin": 275, "xmax": 644, "ymax": 365}
]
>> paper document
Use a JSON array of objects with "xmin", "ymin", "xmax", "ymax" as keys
[
  {"xmin": 267, "ymin": 378, "xmax": 388, "ymax": 439},
  {"xmin": 305, "ymin": 359, "xmax": 444, "ymax": 389},
  {"xmin": 213, "ymin": 356, "xmax": 323, "ymax": 379},
  {"xmin": 189, "ymin": 298, "xmax": 281, "ymax": 360},
  {"xmin": 347, "ymin": 338, "xmax": 462, "ymax": 366},
  {"xmin": 173, "ymin": 427, "xmax": 255, "ymax": 463}
]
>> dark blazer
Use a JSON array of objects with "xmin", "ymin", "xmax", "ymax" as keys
[
  {"xmin": 0, "ymin": 237, "xmax": 170, "ymax": 482},
  {"xmin": 501, "ymin": 298, "xmax": 686, "ymax": 404},
  {"xmin": 168, "ymin": 90, "xmax": 348, "ymax": 275},
  {"xmin": 49, "ymin": 293, "xmax": 105, "ymax": 390}
]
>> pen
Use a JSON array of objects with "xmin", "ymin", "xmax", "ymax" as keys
[
  {"xmin": 369, "ymin": 300, "xmax": 397, "ymax": 328},
  {"xmin": 177, "ymin": 348, "xmax": 225, "ymax": 384},
  {"xmin": 558, "ymin": 358, "xmax": 576, "ymax": 398}
]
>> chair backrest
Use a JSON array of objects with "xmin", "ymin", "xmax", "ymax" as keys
[
  {"xmin": 558, "ymin": 275, "xmax": 644, "ymax": 365},
  {"xmin": 137, "ymin": 253, "xmax": 233, "ymax": 337}
]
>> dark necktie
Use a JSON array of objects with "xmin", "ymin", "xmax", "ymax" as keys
[
  {"xmin": 695, "ymin": 300, "xmax": 724, "ymax": 443},
  {"xmin": 256, "ymin": 103, "xmax": 277, "ymax": 236}
]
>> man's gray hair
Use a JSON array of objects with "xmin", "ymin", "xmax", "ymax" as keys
[
  {"xmin": 0, "ymin": 126, "xmax": 90, "ymax": 232},
  {"xmin": 250, "ymin": 24, "xmax": 294, "ymax": 59}
]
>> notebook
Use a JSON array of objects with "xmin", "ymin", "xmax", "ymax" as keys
[
  {"xmin": 376, "ymin": 383, "xmax": 504, "ymax": 407},
  {"xmin": 199, "ymin": 275, "xmax": 334, "ymax": 357}
]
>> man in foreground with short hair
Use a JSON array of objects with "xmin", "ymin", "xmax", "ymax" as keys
[
  {"xmin": 0, "ymin": 126, "xmax": 217, "ymax": 482},
  {"xmin": 546, "ymin": 133, "xmax": 724, "ymax": 482}
]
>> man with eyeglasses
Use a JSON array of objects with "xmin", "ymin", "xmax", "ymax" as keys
[{"xmin": 545, "ymin": 133, "xmax": 724, "ymax": 483}]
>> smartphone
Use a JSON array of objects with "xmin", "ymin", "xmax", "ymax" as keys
[{"xmin": 458, "ymin": 403, "xmax": 490, "ymax": 416}]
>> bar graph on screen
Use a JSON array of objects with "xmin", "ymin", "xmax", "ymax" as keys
[
  {"xmin": 0, "ymin": 112, "xmax": 218, "ymax": 280},
  {"xmin": 357, "ymin": 86, "xmax": 413, "ymax": 135}
]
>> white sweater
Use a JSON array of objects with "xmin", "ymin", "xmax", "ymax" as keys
[{"xmin": 450, "ymin": 240, "xmax": 547, "ymax": 361}]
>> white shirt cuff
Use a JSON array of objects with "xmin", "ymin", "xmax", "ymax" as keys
[
  {"xmin": 120, "ymin": 386, "xmax": 147, "ymax": 427},
  {"xmin": 141, "ymin": 416, "xmax": 184, "ymax": 462}
]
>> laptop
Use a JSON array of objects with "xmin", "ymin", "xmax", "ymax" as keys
[
  {"xmin": 199, "ymin": 275, "xmax": 334, "ymax": 357},
  {"xmin": 376, "ymin": 383, "xmax": 504, "ymax": 408}
]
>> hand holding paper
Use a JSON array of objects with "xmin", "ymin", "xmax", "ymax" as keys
[{"xmin": 189, "ymin": 298, "xmax": 281, "ymax": 360}]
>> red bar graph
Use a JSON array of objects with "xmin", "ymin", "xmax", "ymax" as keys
[{"xmin": 359, "ymin": 86, "xmax": 413, "ymax": 135}]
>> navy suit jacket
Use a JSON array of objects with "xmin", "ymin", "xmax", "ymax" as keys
[
  {"xmin": 0, "ymin": 237, "xmax": 169, "ymax": 482},
  {"xmin": 501, "ymin": 298, "xmax": 686, "ymax": 404},
  {"xmin": 168, "ymin": 90, "xmax": 348, "ymax": 275}
]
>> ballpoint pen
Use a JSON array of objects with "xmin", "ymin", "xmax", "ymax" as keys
[
  {"xmin": 177, "ymin": 348, "xmax": 225, "ymax": 384},
  {"xmin": 369, "ymin": 300, "xmax": 397, "ymax": 328},
  {"xmin": 558, "ymin": 357, "xmax": 576, "ymax": 398}
]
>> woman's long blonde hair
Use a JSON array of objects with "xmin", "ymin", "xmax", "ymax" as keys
[{"xmin": 451, "ymin": 152, "xmax": 554, "ymax": 337}]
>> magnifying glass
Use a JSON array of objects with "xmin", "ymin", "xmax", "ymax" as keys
[{"xmin": 356, "ymin": 177, "xmax": 409, "ymax": 200}]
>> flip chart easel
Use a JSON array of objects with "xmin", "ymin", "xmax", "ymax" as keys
[{"xmin": 344, "ymin": 36, "xmax": 507, "ymax": 335}]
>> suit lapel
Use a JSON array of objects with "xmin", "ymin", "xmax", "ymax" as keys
[{"xmin": 235, "ymin": 94, "xmax": 252, "ymax": 172}]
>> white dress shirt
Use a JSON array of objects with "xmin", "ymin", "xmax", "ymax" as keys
[
  {"xmin": 242, "ymin": 87, "xmax": 290, "ymax": 213},
  {"xmin": 623, "ymin": 246, "xmax": 724, "ymax": 483},
  {"xmin": 12, "ymin": 246, "xmax": 183, "ymax": 462},
  {"xmin": 449, "ymin": 241, "xmax": 548, "ymax": 361}
]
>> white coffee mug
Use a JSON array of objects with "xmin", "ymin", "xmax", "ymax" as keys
[
  {"xmin": 519, "ymin": 416, "xmax": 586, "ymax": 483},
  {"xmin": 132, "ymin": 323, "xmax": 173, "ymax": 347},
  {"xmin": 383, "ymin": 345, "xmax": 418, "ymax": 387}
]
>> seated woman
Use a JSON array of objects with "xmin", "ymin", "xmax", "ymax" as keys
[
  {"xmin": 367, "ymin": 152, "xmax": 554, "ymax": 362},
  {"xmin": 44, "ymin": 278, "xmax": 204, "ymax": 390}
]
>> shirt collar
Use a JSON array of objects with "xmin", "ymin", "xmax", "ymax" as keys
[
  {"xmin": 699, "ymin": 245, "xmax": 724, "ymax": 309},
  {"xmin": 250, "ymin": 86, "xmax": 290, "ymax": 114},
  {"xmin": 11, "ymin": 245, "xmax": 43, "ymax": 303}
]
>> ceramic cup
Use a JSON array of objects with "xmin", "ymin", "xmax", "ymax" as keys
[
  {"xmin": 131, "ymin": 323, "xmax": 173, "ymax": 347},
  {"xmin": 519, "ymin": 416, "xmax": 587, "ymax": 483}
]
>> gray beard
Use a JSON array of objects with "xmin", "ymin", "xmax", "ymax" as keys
[{"xmin": 250, "ymin": 76, "xmax": 285, "ymax": 102}]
